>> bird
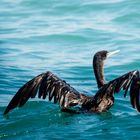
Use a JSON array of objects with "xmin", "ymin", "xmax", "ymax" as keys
[{"xmin": 3, "ymin": 50, "xmax": 140, "ymax": 115}]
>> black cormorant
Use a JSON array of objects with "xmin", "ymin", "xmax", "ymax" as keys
[{"xmin": 4, "ymin": 50, "xmax": 140, "ymax": 115}]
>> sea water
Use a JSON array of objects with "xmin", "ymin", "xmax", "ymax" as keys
[{"xmin": 0, "ymin": 0, "xmax": 140, "ymax": 139}]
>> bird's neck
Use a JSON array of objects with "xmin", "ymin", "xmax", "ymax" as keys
[{"xmin": 93, "ymin": 56, "xmax": 105, "ymax": 89}]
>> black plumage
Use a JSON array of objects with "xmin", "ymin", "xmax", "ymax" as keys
[{"xmin": 4, "ymin": 50, "xmax": 140, "ymax": 115}]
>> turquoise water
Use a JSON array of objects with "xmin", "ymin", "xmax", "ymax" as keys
[{"xmin": 0, "ymin": 0, "xmax": 140, "ymax": 139}]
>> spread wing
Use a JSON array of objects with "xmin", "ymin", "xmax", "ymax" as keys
[
  {"xmin": 93, "ymin": 70, "xmax": 140, "ymax": 112},
  {"xmin": 4, "ymin": 71, "xmax": 88, "ymax": 115}
]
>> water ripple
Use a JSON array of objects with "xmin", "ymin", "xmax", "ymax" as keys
[{"xmin": 0, "ymin": 0, "xmax": 140, "ymax": 139}]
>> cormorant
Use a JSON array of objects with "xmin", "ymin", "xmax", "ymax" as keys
[{"xmin": 4, "ymin": 50, "xmax": 140, "ymax": 115}]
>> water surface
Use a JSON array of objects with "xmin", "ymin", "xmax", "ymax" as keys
[{"xmin": 0, "ymin": 0, "xmax": 140, "ymax": 139}]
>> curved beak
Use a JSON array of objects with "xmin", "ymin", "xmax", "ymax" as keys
[{"xmin": 107, "ymin": 50, "xmax": 120, "ymax": 57}]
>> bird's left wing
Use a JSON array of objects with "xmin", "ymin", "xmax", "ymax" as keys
[
  {"xmin": 93, "ymin": 70, "xmax": 140, "ymax": 112},
  {"xmin": 4, "ymin": 71, "xmax": 88, "ymax": 115}
]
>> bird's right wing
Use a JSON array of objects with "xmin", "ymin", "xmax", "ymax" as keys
[
  {"xmin": 93, "ymin": 70, "xmax": 140, "ymax": 112},
  {"xmin": 4, "ymin": 72, "xmax": 88, "ymax": 115}
]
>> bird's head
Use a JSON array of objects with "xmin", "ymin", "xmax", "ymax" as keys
[
  {"xmin": 93, "ymin": 50, "xmax": 120, "ymax": 88},
  {"xmin": 94, "ymin": 50, "xmax": 120, "ymax": 61}
]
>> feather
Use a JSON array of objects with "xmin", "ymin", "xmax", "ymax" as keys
[
  {"xmin": 4, "ymin": 71, "xmax": 86, "ymax": 115},
  {"xmin": 94, "ymin": 70, "xmax": 140, "ymax": 112}
]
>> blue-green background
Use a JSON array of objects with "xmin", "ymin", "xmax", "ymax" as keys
[{"xmin": 0, "ymin": 0, "xmax": 140, "ymax": 139}]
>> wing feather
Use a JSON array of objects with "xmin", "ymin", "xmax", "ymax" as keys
[
  {"xmin": 94, "ymin": 70, "xmax": 140, "ymax": 112},
  {"xmin": 4, "ymin": 71, "xmax": 87, "ymax": 115}
]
